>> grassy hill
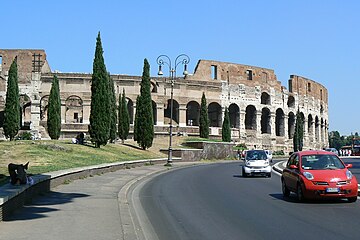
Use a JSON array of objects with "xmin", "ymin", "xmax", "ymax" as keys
[{"xmin": 0, "ymin": 137, "xmax": 173, "ymax": 185}]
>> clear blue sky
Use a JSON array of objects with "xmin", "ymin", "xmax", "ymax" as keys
[{"xmin": 2, "ymin": 0, "xmax": 359, "ymax": 136}]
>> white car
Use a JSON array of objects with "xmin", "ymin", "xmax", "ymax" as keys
[
  {"xmin": 242, "ymin": 149, "xmax": 272, "ymax": 177},
  {"xmin": 265, "ymin": 150, "xmax": 273, "ymax": 162}
]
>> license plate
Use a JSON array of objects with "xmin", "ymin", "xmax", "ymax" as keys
[{"xmin": 326, "ymin": 188, "xmax": 340, "ymax": 193}]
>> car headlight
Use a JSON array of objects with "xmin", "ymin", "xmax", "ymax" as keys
[
  {"xmin": 303, "ymin": 171, "xmax": 314, "ymax": 180},
  {"xmin": 346, "ymin": 169, "xmax": 353, "ymax": 180}
]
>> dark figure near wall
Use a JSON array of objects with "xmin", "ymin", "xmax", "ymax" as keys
[{"xmin": 8, "ymin": 162, "xmax": 29, "ymax": 185}]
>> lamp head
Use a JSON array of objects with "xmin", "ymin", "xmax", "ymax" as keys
[
  {"xmin": 183, "ymin": 64, "xmax": 188, "ymax": 76},
  {"xmin": 158, "ymin": 65, "xmax": 163, "ymax": 76}
]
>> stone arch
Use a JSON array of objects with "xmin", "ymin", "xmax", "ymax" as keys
[
  {"xmin": 19, "ymin": 94, "xmax": 32, "ymax": 130},
  {"xmin": 40, "ymin": 95, "xmax": 49, "ymax": 121},
  {"xmin": 315, "ymin": 116, "xmax": 320, "ymax": 141},
  {"xmin": 65, "ymin": 95, "xmax": 83, "ymax": 123},
  {"xmin": 287, "ymin": 96, "xmax": 295, "ymax": 108},
  {"xmin": 261, "ymin": 107, "xmax": 271, "ymax": 134},
  {"xmin": 152, "ymin": 100, "xmax": 157, "ymax": 125},
  {"xmin": 229, "ymin": 103, "xmax": 240, "ymax": 128},
  {"xmin": 208, "ymin": 102, "xmax": 222, "ymax": 127},
  {"xmin": 245, "ymin": 105, "xmax": 256, "ymax": 130},
  {"xmin": 261, "ymin": 92, "xmax": 271, "ymax": 105},
  {"xmin": 288, "ymin": 112, "xmax": 295, "ymax": 139},
  {"xmin": 164, "ymin": 99, "xmax": 179, "ymax": 124},
  {"xmin": 186, "ymin": 101, "xmax": 200, "ymax": 126},
  {"xmin": 275, "ymin": 108, "xmax": 285, "ymax": 136},
  {"xmin": 126, "ymin": 98, "xmax": 134, "ymax": 124}
]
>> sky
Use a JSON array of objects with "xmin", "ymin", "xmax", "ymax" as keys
[{"xmin": 1, "ymin": 0, "xmax": 360, "ymax": 136}]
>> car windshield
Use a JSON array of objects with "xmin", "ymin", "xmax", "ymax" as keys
[
  {"xmin": 245, "ymin": 150, "xmax": 267, "ymax": 160},
  {"xmin": 301, "ymin": 154, "xmax": 345, "ymax": 170}
]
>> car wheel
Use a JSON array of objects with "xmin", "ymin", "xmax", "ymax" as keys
[
  {"xmin": 296, "ymin": 184, "xmax": 305, "ymax": 202},
  {"xmin": 242, "ymin": 167, "xmax": 247, "ymax": 177},
  {"xmin": 282, "ymin": 179, "xmax": 290, "ymax": 197},
  {"xmin": 348, "ymin": 197, "xmax": 357, "ymax": 203}
]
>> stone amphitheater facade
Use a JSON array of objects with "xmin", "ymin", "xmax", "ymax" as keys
[{"xmin": 0, "ymin": 49, "xmax": 328, "ymax": 153}]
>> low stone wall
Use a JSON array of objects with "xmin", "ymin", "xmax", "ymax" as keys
[{"xmin": 161, "ymin": 141, "xmax": 236, "ymax": 161}]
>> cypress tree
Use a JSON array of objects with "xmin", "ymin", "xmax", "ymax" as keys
[
  {"xmin": 293, "ymin": 109, "xmax": 304, "ymax": 152},
  {"xmin": 108, "ymin": 73, "xmax": 117, "ymax": 143},
  {"xmin": 199, "ymin": 92, "xmax": 209, "ymax": 138},
  {"xmin": 47, "ymin": 74, "xmax": 61, "ymax": 139},
  {"xmin": 135, "ymin": 59, "xmax": 154, "ymax": 150},
  {"xmin": 118, "ymin": 88, "xmax": 130, "ymax": 143},
  {"xmin": 222, "ymin": 107, "xmax": 231, "ymax": 142},
  {"xmin": 89, "ymin": 32, "xmax": 110, "ymax": 148},
  {"xmin": 4, "ymin": 57, "xmax": 20, "ymax": 141},
  {"xmin": 133, "ymin": 95, "xmax": 140, "ymax": 142}
]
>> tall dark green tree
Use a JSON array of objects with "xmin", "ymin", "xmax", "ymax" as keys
[
  {"xmin": 222, "ymin": 107, "xmax": 231, "ymax": 142},
  {"xmin": 133, "ymin": 95, "xmax": 140, "ymax": 142},
  {"xmin": 108, "ymin": 73, "xmax": 117, "ymax": 143},
  {"xmin": 134, "ymin": 59, "xmax": 154, "ymax": 149},
  {"xmin": 4, "ymin": 57, "xmax": 20, "ymax": 141},
  {"xmin": 47, "ymin": 74, "xmax": 61, "ymax": 139},
  {"xmin": 118, "ymin": 88, "xmax": 130, "ymax": 143},
  {"xmin": 293, "ymin": 109, "xmax": 304, "ymax": 152},
  {"xmin": 89, "ymin": 32, "xmax": 110, "ymax": 148},
  {"xmin": 199, "ymin": 92, "xmax": 209, "ymax": 138}
]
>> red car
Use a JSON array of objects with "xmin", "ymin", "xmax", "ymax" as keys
[{"xmin": 281, "ymin": 150, "xmax": 358, "ymax": 202}]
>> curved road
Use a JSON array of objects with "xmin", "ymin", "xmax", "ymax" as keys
[{"xmin": 137, "ymin": 161, "xmax": 360, "ymax": 240}]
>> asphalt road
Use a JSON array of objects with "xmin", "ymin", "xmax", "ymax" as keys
[{"xmin": 138, "ymin": 161, "xmax": 360, "ymax": 240}]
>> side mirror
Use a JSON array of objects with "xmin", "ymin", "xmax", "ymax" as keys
[
  {"xmin": 289, "ymin": 164, "xmax": 298, "ymax": 169},
  {"xmin": 346, "ymin": 163, "xmax": 353, "ymax": 168}
]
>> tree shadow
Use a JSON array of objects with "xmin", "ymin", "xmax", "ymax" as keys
[{"xmin": 4, "ymin": 191, "xmax": 90, "ymax": 221}]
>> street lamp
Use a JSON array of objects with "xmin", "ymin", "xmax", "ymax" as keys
[{"xmin": 156, "ymin": 54, "xmax": 190, "ymax": 166}]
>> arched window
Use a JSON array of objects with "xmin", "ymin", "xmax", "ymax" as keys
[
  {"xmin": 245, "ymin": 105, "xmax": 256, "ymax": 130},
  {"xmin": 261, "ymin": 107, "xmax": 271, "ymax": 134},
  {"xmin": 186, "ymin": 101, "xmax": 200, "ymax": 126},
  {"xmin": 208, "ymin": 102, "xmax": 222, "ymax": 127},
  {"xmin": 229, "ymin": 103, "xmax": 240, "ymax": 128},
  {"xmin": 261, "ymin": 92, "xmax": 271, "ymax": 105},
  {"xmin": 275, "ymin": 108, "xmax": 285, "ymax": 136},
  {"xmin": 65, "ymin": 95, "xmax": 83, "ymax": 123},
  {"xmin": 287, "ymin": 96, "xmax": 295, "ymax": 108}
]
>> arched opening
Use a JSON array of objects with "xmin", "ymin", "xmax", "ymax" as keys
[
  {"xmin": 261, "ymin": 107, "xmax": 271, "ymax": 134},
  {"xmin": 164, "ymin": 99, "xmax": 179, "ymax": 125},
  {"xmin": 150, "ymin": 81, "xmax": 158, "ymax": 93},
  {"xmin": 126, "ymin": 98, "xmax": 134, "ymax": 124},
  {"xmin": 261, "ymin": 92, "xmax": 271, "ymax": 105},
  {"xmin": 287, "ymin": 96, "xmax": 295, "ymax": 108},
  {"xmin": 288, "ymin": 112, "xmax": 295, "ymax": 139},
  {"xmin": 208, "ymin": 102, "xmax": 222, "ymax": 127},
  {"xmin": 275, "ymin": 108, "xmax": 285, "ymax": 136},
  {"xmin": 20, "ymin": 94, "xmax": 32, "ymax": 130},
  {"xmin": 308, "ymin": 114, "xmax": 314, "ymax": 141},
  {"xmin": 245, "ymin": 105, "xmax": 256, "ymax": 130},
  {"xmin": 315, "ymin": 116, "xmax": 319, "ymax": 141},
  {"xmin": 40, "ymin": 95, "xmax": 49, "ymax": 121},
  {"xmin": 186, "ymin": 101, "xmax": 200, "ymax": 126},
  {"xmin": 65, "ymin": 95, "xmax": 83, "ymax": 123},
  {"xmin": 152, "ymin": 101, "xmax": 157, "ymax": 125},
  {"xmin": 229, "ymin": 103, "xmax": 240, "ymax": 128}
]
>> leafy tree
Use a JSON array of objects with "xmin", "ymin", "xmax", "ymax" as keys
[
  {"xmin": 199, "ymin": 92, "xmax": 209, "ymax": 138},
  {"xmin": 4, "ymin": 57, "xmax": 20, "ymax": 140},
  {"xmin": 134, "ymin": 59, "xmax": 154, "ymax": 150},
  {"xmin": 89, "ymin": 32, "xmax": 110, "ymax": 148},
  {"xmin": 47, "ymin": 74, "xmax": 61, "ymax": 139},
  {"xmin": 222, "ymin": 107, "xmax": 231, "ymax": 142},
  {"xmin": 118, "ymin": 88, "xmax": 130, "ymax": 143},
  {"xmin": 293, "ymin": 109, "xmax": 304, "ymax": 152},
  {"xmin": 108, "ymin": 73, "xmax": 117, "ymax": 143}
]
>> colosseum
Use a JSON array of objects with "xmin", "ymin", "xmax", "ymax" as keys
[{"xmin": 0, "ymin": 49, "xmax": 329, "ymax": 152}]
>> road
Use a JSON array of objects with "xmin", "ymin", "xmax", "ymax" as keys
[{"xmin": 137, "ymin": 161, "xmax": 360, "ymax": 240}]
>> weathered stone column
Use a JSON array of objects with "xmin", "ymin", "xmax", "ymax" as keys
[
  {"xmin": 82, "ymin": 100, "xmax": 91, "ymax": 124},
  {"xmin": 30, "ymin": 72, "xmax": 41, "ymax": 129},
  {"xmin": 179, "ymin": 104, "xmax": 187, "ymax": 127},
  {"xmin": 239, "ymin": 109, "xmax": 246, "ymax": 140},
  {"xmin": 156, "ymin": 102, "xmax": 164, "ymax": 126}
]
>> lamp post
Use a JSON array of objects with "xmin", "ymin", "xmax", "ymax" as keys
[{"xmin": 156, "ymin": 54, "xmax": 190, "ymax": 166}]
